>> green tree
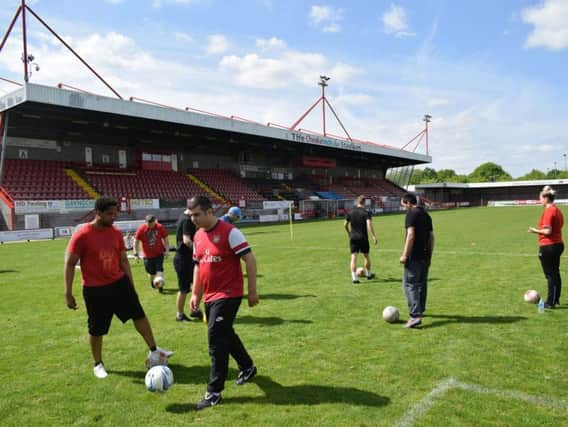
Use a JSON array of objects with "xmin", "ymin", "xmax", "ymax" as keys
[
  {"xmin": 517, "ymin": 169, "xmax": 546, "ymax": 180},
  {"xmin": 468, "ymin": 162, "xmax": 512, "ymax": 182},
  {"xmin": 546, "ymin": 169, "xmax": 563, "ymax": 179}
]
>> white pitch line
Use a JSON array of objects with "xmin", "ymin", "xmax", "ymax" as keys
[
  {"xmin": 395, "ymin": 378, "xmax": 568, "ymax": 427},
  {"xmin": 453, "ymin": 380, "xmax": 568, "ymax": 410},
  {"xmin": 395, "ymin": 378, "xmax": 458, "ymax": 427}
]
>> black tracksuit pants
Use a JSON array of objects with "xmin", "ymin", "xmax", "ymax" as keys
[
  {"xmin": 539, "ymin": 242, "xmax": 564, "ymax": 305},
  {"xmin": 205, "ymin": 297, "xmax": 253, "ymax": 393}
]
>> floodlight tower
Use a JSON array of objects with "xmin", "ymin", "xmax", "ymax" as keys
[
  {"xmin": 423, "ymin": 114, "xmax": 432, "ymax": 156},
  {"xmin": 319, "ymin": 75, "xmax": 330, "ymax": 136}
]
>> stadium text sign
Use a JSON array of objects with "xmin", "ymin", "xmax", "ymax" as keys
[
  {"xmin": 14, "ymin": 199, "xmax": 94, "ymax": 214},
  {"xmin": 290, "ymin": 132, "xmax": 361, "ymax": 151}
]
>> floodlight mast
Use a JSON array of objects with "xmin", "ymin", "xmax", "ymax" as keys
[
  {"xmin": 319, "ymin": 75, "xmax": 330, "ymax": 136},
  {"xmin": 289, "ymin": 75, "xmax": 352, "ymax": 141},
  {"xmin": 0, "ymin": 0, "xmax": 122, "ymax": 98},
  {"xmin": 21, "ymin": 0, "xmax": 29, "ymax": 83},
  {"xmin": 423, "ymin": 114, "xmax": 432, "ymax": 156}
]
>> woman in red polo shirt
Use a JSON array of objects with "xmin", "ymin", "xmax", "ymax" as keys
[{"xmin": 529, "ymin": 186, "xmax": 564, "ymax": 308}]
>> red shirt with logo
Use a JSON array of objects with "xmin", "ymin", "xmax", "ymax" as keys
[
  {"xmin": 134, "ymin": 222, "xmax": 168, "ymax": 258},
  {"xmin": 538, "ymin": 205, "xmax": 564, "ymax": 246},
  {"xmin": 67, "ymin": 223, "xmax": 126, "ymax": 287},
  {"xmin": 193, "ymin": 220, "xmax": 251, "ymax": 303}
]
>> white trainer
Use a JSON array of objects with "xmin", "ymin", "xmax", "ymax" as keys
[
  {"xmin": 146, "ymin": 347, "xmax": 174, "ymax": 368},
  {"xmin": 93, "ymin": 362, "xmax": 108, "ymax": 379}
]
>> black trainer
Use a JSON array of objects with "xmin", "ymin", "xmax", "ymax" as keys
[
  {"xmin": 196, "ymin": 392, "xmax": 221, "ymax": 410},
  {"xmin": 352, "ymin": 279, "xmax": 360, "ymax": 284},
  {"xmin": 236, "ymin": 365, "xmax": 257, "ymax": 385},
  {"xmin": 176, "ymin": 313, "xmax": 192, "ymax": 322},
  {"xmin": 367, "ymin": 273, "xmax": 376, "ymax": 280},
  {"xmin": 190, "ymin": 310, "xmax": 204, "ymax": 321}
]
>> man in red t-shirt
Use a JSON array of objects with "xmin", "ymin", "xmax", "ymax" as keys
[
  {"xmin": 188, "ymin": 196, "xmax": 259, "ymax": 410},
  {"xmin": 134, "ymin": 215, "xmax": 170, "ymax": 293},
  {"xmin": 64, "ymin": 198, "xmax": 173, "ymax": 379}
]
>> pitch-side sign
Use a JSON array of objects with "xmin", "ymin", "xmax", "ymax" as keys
[
  {"xmin": 263, "ymin": 201, "xmax": 292, "ymax": 209},
  {"xmin": 0, "ymin": 228, "xmax": 53, "ymax": 243}
]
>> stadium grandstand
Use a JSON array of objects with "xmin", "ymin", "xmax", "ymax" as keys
[
  {"xmin": 411, "ymin": 180, "xmax": 568, "ymax": 208},
  {"xmin": 0, "ymin": 83, "xmax": 430, "ymax": 231},
  {"xmin": 0, "ymin": 2, "xmax": 431, "ymax": 232}
]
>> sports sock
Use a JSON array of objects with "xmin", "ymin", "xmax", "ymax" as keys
[
  {"xmin": 177, "ymin": 312, "xmax": 184, "ymax": 318},
  {"xmin": 351, "ymin": 271, "xmax": 358, "ymax": 281},
  {"xmin": 364, "ymin": 269, "xmax": 369, "ymax": 277}
]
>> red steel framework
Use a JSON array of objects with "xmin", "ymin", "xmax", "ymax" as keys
[
  {"xmin": 0, "ymin": 0, "xmax": 122, "ymax": 98},
  {"xmin": 0, "ymin": 1, "xmax": 430, "ymax": 155}
]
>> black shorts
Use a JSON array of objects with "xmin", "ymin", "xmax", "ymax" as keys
[
  {"xmin": 350, "ymin": 238, "xmax": 370, "ymax": 254},
  {"xmin": 82, "ymin": 275, "xmax": 146, "ymax": 336},
  {"xmin": 144, "ymin": 254, "xmax": 164, "ymax": 275},
  {"xmin": 173, "ymin": 253, "xmax": 194, "ymax": 294}
]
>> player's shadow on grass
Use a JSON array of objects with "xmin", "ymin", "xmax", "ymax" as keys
[
  {"xmin": 376, "ymin": 277, "xmax": 400, "ymax": 283},
  {"xmin": 236, "ymin": 315, "xmax": 312, "ymax": 326},
  {"xmin": 260, "ymin": 293, "xmax": 317, "ymax": 300},
  {"xmin": 157, "ymin": 288, "xmax": 178, "ymax": 295},
  {"xmin": 244, "ymin": 230, "xmax": 281, "ymax": 236},
  {"xmin": 166, "ymin": 373, "xmax": 390, "ymax": 412},
  {"xmin": 424, "ymin": 314, "xmax": 527, "ymax": 329},
  {"xmin": 0, "ymin": 269, "xmax": 18, "ymax": 274}
]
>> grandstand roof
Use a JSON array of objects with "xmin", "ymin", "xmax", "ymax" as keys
[{"xmin": 0, "ymin": 83, "xmax": 431, "ymax": 167}]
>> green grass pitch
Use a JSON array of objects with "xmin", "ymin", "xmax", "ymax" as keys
[{"xmin": 0, "ymin": 206, "xmax": 567, "ymax": 426}]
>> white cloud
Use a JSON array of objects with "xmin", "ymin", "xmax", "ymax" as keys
[
  {"xmin": 206, "ymin": 34, "xmax": 229, "ymax": 55},
  {"xmin": 309, "ymin": 5, "xmax": 343, "ymax": 33},
  {"xmin": 522, "ymin": 0, "xmax": 568, "ymax": 50},
  {"xmin": 329, "ymin": 63, "xmax": 361, "ymax": 84},
  {"xmin": 334, "ymin": 93, "xmax": 375, "ymax": 106},
  {"xmin": 256, "ymin": 37, "xmax": 286, "ymax": 51},
  {"xmin": 220, "ymin": 51, "xmax": 327, "ymax": 89},
  {"xmin": 104, "ymin": 0, "xmax": 124, "ymax": 4},
  {"xmin": 429, "ymin": 98, "xmax": 449, "ymax": 107},
  {"xmin": 175, "ymin": 32, "xmax": 193, "ymax": 43},
  {"xmin": 382, "ymin": 4, "xmax": 416, "ymax": 38}
]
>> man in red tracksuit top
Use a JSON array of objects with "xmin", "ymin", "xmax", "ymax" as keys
[{"xmin": 188, "ymin": 195, "xmax": 259, "ymax": 410}]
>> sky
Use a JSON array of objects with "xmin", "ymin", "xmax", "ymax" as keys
[{"xmin": 0, "ymin": 0, "xmax": 567, "ymax": 177}]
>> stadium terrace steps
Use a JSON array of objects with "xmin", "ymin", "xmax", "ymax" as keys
[
  {"xmin": 2, "ymin": 159, "xmax": 91, "ymax": 200},
  {"xmin": 82, "ymin": 169, "xmax": 205, "ymax": 201},
  {"xmin": 65, "ymin": 169, "xmax": 100, "ymax": 199},
  {"xmin": 189, "ymin": 169, "xmax": 266, "ymax": 204},
  {"xmin": 186, "ymin": 174, "xmax": 228, "ymax": 204}
]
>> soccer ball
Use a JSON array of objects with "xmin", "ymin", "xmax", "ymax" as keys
[
  {"xmin": 524, "ymin": 289, "xmax": 540, "ymax": 304},
  {"xmin": 153, "ymin": 276, "xmax": 165, "ymax": 289},
  {"xmin": 356, "ymin": 267, "xmax": 366, "ymax": 277},
  {"xmin": 382, "ymin": 306, "xmax": 400, "ymax": 323},
  {"xmin": 145, "ymin": 365, "xmax": 174, "ymax": 392}
]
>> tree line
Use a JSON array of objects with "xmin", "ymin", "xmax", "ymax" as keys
[{"xmin": 410, "ymin": 162, "xmax": 568, "ymax": 185}]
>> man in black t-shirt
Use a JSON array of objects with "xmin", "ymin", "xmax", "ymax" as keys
[
  {"xmin": 400, "ymin": 193, "xmax": 434, "ymax": 328},
  {"xmin": 173, "ymin": 209, "xmax": 203, "ymax": 322},
  {"xmin": 344, "ymin": 195, "xmax": 378, "ymax": 284}
]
